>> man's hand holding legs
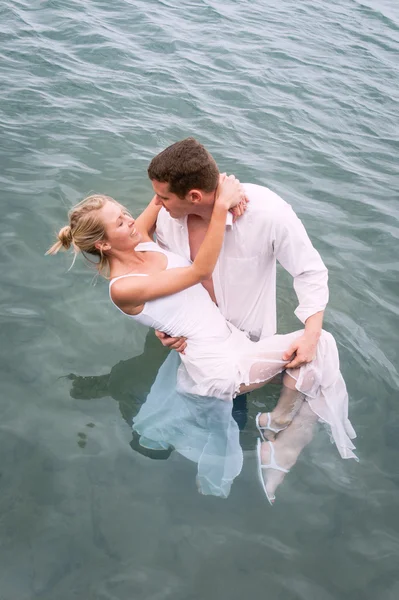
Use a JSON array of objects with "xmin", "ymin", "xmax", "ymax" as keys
[
  {"xmin": 155, "ymin": 330, "xmax": 187, "ymax": 354},
  {"xmin": 283, "ymin": 311, "xmax": 324, "ymax": 369}
]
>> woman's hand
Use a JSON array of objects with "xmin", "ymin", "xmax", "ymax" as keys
[
  {"xmin": 216, "ymin": 173, "xmax": 245, "ymax": 211},
  {"xmin": 230, "ymin": 197, "xmax": 249, "ymax": 222},
  {"xmin": 111, "ymin": 173, "xmax": 243, "ymax": 314}
]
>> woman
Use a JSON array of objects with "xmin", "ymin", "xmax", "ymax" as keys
[{"xmin": 47, "ymin": 176, "xmax": 357, "ymax": 501}]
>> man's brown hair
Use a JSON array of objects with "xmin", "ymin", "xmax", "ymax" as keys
[{"xmin": 147, "ymin": 137, "xmax": 219, "ymax": 198}]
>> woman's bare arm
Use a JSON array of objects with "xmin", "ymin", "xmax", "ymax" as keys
[
  {"xmin": 112, "ymin": 203, "xmax": 228, "ymax": 310},
  {"xmin": 134, "ymin": 196, "xmax": 161, "ymax": 239},
  {"xmin": 111, "ymin": 176, "xmax": 242, "ymax": 312}
]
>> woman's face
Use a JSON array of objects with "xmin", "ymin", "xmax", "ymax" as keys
[{"xmin": 100, "ymin": 200, "xmax": 142, "ymax": 251}]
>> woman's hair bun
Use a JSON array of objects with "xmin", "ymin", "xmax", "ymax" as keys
[{"xmin": 58, "ymin": 225, "xmax": 73, "ymax": 250}]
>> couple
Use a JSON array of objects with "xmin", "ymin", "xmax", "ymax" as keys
[{"xmin": 48, "ymin": 137, "xmax": 357, "ymax": 503}]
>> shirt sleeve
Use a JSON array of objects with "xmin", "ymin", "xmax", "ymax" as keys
[{"xmin": 272, "ymin": 202, "xmax": 329, "ymax": 324}]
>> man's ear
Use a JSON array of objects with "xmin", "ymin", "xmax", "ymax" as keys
[
  {"xmin": 95, "ymin": 240, "xmax": 111, "ymax": 252},
  {"xmin": 187, "ymin": 189, "xmax": 203, "ymax": 204}
]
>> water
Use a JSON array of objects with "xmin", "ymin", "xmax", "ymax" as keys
[{"xmin": 1, "ymin": 0, "xmax": 398, "ymax": 598}]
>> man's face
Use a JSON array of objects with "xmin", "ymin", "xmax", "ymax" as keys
[{"xmin": 151, "ymin": 180, "xmax": 191, "ymax": 219}]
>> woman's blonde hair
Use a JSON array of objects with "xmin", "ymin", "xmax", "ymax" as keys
[{"xmin": 46, "ymin": 194, "xmax": 116, "ymax": 275}]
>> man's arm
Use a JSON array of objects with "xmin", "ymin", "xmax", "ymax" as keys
[{"xmin": 272, "ymin": 203, "xmax": 329, "ymax": 368}]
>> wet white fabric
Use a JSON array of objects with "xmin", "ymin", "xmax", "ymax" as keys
[
  {"xmin": 156, "ymin": 183, "xmax": 329, "ymax": 340},
  {"xmin": 109, "ymin": 241, "xmax": 232, "ymax": 342},
  {"xmin": 132, "ymin": 351, "xmax": 243, "ymax": 498},
  {"xmin": 109, "ymin": 242, "xmax": 357, "ymax": 459}
]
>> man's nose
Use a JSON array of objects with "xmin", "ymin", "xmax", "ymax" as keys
[{"xmin": 154, "ymin": 196, "xmax": 163, "ymax": 206}]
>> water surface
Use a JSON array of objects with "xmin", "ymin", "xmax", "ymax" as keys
[{"xmin": 1, "ymin": 0, "xmax": 398, "ymax": 598}]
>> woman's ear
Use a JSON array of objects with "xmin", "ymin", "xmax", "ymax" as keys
[{"xmin": 95, "ymin": 240, "xmax": 111, "ymax": 252}]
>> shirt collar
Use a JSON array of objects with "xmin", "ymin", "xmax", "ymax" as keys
[
  {"xmin": 225, "ymin": 211, "xmax": 233, "ymax": 228},
  {"xmin": 178, "ymin": 212, "xmax": 234, "ymax": 229}
]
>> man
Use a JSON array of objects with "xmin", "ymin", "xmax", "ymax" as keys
[{"xmin": 148, "ymin": 137, "xmax": 328, "ymax": 368}]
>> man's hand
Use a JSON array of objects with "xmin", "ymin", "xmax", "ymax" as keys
[
  {"xmin": 282, "ymin": 333, "xmax": 318, "ymax": 369},
  {"xmin": 155, "ymin": 330, "xmax": 187, "ymax": 354},
  {"xmin": 284, "ymin": 311, "xmax": 324, "ymax": 369}
]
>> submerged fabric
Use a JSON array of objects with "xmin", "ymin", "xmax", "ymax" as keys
[
  {"xmin": 179, "ymin": 327, "xmax": 357, "ymax": 460},
  {"xmin": 110, "ymin": 242, "xmax": 357, "ymax": 460},
  {"xmin": 132, "ymin": 351, "xmax": 243, "ymax": 499}
]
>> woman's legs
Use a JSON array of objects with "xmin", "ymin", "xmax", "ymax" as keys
[
  {"xmin": 238, "ymin": 331, "xmax": 304, "ymax": 394},
  {"xmin": 249, "ymin": 329, "xmax": 355, "ymax": 499},
  {"xmin": 237, "ymin": 331, "xmax": 309, "ymax": 437},
  {"xmin": 258, "ymin": 372, "xmax": 305, "ymax": 440},
  {"xmin": 259, "ymin": 401, "xmax": 318, "ymax": 500}
]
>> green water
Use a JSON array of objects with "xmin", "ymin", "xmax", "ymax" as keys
[{"xmin": 1, "ymin": 0, "xmax": 398, "ymax": 598}]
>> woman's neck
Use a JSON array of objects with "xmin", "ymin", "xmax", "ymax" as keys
[{"xmin": 109, "ymin": 245, "xmax": 148, "ymax": 277}]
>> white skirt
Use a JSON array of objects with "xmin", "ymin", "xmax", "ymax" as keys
[
  {"xmin": 132, "ymin": 351, "xmax": 243, "ymax": 498},
  {"xmin": 178, "ymin": 325, "xmax": 357, "ymax": 460}
]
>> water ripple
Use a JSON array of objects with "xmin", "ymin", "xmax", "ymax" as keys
[{"xmin": 1, "ymin": 0, "xmax": 399, "ymax": 597}]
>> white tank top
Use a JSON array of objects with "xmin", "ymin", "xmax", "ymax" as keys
[{"xmin": 109, "ymin": 242, "xmax": 231, "ymax": 343}]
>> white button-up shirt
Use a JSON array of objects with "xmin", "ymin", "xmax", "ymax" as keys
[{"xmin": 156, "ymin": 183, "xmax": 329, "ymax": 341}]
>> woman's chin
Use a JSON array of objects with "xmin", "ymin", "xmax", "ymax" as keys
[{"xmin": 131, "ymin": 231, "xmax": 143, "ymax": 247}]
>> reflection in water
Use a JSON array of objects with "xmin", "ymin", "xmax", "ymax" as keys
[
  {"xmin": 67, "ymin": 331, "xmax": 339, "ymax": 502},
  {"xmin": 67, "ymin": 331, "xmax": 248, "ymax": 432},
  {"xmin": 68, "ymin": 331, "xmax": 170, "ymax": 427},
  {"xmin": 67, "ymin": 332, "xmax": 245, "ymax": 498}
]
